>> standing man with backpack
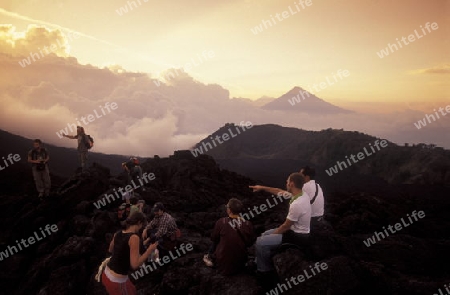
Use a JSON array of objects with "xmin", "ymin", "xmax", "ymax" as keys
[
  {"xmin": 62, "ymin": 126, "xmax": 93, "ymax": 172},
  {"xmin": 27, "ymin": 139, "xmax": 51, "ymax": 199},
  {"xmin": 122, "ymin": 157, "xmax": 144, "ymax": 191}
]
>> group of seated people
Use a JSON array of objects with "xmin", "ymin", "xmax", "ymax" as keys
[
  {"xmin": 100, "ymin": 166, "xmax": 324, "ymax": 295},
  {"xmin": 100, "ymin": 201, "xmax": 179, "ymax": 295},
  {"xmin": 204, "ymin": 166, "xmax": 325, "ymax": 277}
]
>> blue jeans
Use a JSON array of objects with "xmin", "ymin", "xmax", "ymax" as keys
[{"xmin": 255, "ymin": 229, "xmax": 282, "ymax": 272}]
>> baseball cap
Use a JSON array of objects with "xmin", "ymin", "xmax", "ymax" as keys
[{"xmin": 152, "ymin": 202, "xmax": 165, "ymax": 212}]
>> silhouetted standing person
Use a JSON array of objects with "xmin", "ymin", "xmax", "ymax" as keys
[
  {"xmin": 62, "ymin": 126, "xmax": 91, "ymax": 171},
  {"xmin": 27, "ymin": 139, "xmax": 51, "ymax": 199},
  {"xmin": 122, "ymin": 157, "xmax": 144, "ymax": 190}
]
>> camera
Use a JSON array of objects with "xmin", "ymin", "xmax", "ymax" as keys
[{"xmin": 36, "ymin": 162, "xmax": 46, "ymax": 171}]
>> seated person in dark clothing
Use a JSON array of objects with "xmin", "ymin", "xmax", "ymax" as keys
[
  {"xmin": 203, "ymin": 198, "xmax": 256, "ymax": 276},
  {"xmin": 142, "ymin": 202, "xmax": 179, "ymax": 252}
]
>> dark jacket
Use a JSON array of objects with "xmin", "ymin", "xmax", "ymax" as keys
[{"xmin": 211, "ymin": 217, "xmax": 256, "ymax": 275}]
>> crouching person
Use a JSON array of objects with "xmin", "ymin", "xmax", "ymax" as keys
[
  {"xmin": 142, "ymin": 202, "xmax": 179, "ymax": 256},
  {"xmin": 204, "ymin": 198, "xmax": 256, "ymax": 275},
  {"xmin": 102, "ymin": 212, "xmax": 158, "ymax": 295}
]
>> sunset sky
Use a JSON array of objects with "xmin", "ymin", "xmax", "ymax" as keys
[
  {"xmin": 0, "ymin": 0, "xmax": 449, "ymax": 155},
  {"xmin": 1, "ymin": 0, "xmax": 448, "ymax": 105}
]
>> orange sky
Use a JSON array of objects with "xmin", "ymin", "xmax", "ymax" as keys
[{"xmin": 0, "ymin": 0, "xmax": 449, "ymax": 105}]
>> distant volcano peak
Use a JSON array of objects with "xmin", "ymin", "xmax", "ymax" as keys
[{"xmin": 262, "ymin": 86, "xmax": 353, "ymax": 114}]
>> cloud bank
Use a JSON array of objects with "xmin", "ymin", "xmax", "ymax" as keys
[{"xmin": 0, "ymin": 25, "xmax": 448, "ymax": 157}]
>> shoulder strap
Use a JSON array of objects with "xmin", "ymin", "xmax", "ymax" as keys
[
  {"xmin": 31, "ymin": 149, "xmax": 46, "ymax": 159},
  {"xmin": 235, "ymin": 227, "xmax": 247, "ymax": 245},
  {"xmin": 310, "ymin": 183, "xmax": 319, "ymax": 205},
  {"xmin": 230, "ymin": 218, "xmax": 249, "ymax": 246}
]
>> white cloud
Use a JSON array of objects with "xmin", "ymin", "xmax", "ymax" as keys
[{"xmin": 0, "ymin": 24, "xmax": 448, "ymax": 157}]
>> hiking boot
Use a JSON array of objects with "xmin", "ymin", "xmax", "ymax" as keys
[{"xmin": 203, "ymin": 254, "xmax": 214, "ymax": 267}]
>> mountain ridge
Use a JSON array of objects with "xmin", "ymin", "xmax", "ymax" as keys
[
  {"xmin": 0, "ymin": 129, "xmax": 128, "ymax": 178},
  {"xmin": 194, "ymin": 123, "xmax": 450, "ymax": 187}
]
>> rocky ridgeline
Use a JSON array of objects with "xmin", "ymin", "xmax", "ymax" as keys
[{"xmin": 0, "ymin": 151, "xmax": 448, "ymax": 295}]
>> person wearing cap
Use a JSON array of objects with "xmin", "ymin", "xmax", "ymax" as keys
[
  {"xmin": 62, "ymin": 126, "xmax": 91, "ymax": 171},
  {"xmin": 129, "ymin": 198, "xmax": 145, "ymax": 216},
  {"xmin": 142, "ymin": 202, "xmax": 178, "ymax": 251}
]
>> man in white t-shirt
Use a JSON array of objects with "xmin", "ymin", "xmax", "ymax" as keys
[
  {"xmin": 249, "ymin": 173, "xmax": 311, "ymax": 273},
  {"xmin": 300, "ymin": 166, "xmax": 325, "ymax": 227}
]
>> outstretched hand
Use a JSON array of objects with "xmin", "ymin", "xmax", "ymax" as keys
[
  {"xmin": 249, "ymin": 185, "xmax": 263, "ymax": 192},
  {"xmin": 147, "ymin": 241, "xmax": 158, "ymax": 252}
]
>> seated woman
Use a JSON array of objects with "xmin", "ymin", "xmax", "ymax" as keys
[
  {"xmin": 204, "ymin": 198, "xmax": 256, "ymax": 275},
  {"xmin": 102, "ymin": 212, "xmax": 158, "ymax": 295}
]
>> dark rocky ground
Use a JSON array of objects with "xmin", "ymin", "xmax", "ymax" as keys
[{"xmin": 0, "ymin": 151, "xmax": 449, "ymax": 295}]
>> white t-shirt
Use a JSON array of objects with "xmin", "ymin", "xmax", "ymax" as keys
[
  {"xmin": 302, "ymin": 180, "xmax": 324, "ymax": 217},
  {"xmin": 286, "ymin": 192, "xmax": 311, "ymax": 234}
]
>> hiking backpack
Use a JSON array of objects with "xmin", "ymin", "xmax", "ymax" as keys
[{"xmin": 84, "ymin": 135, "xmax": 94, "ymax": 149}]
